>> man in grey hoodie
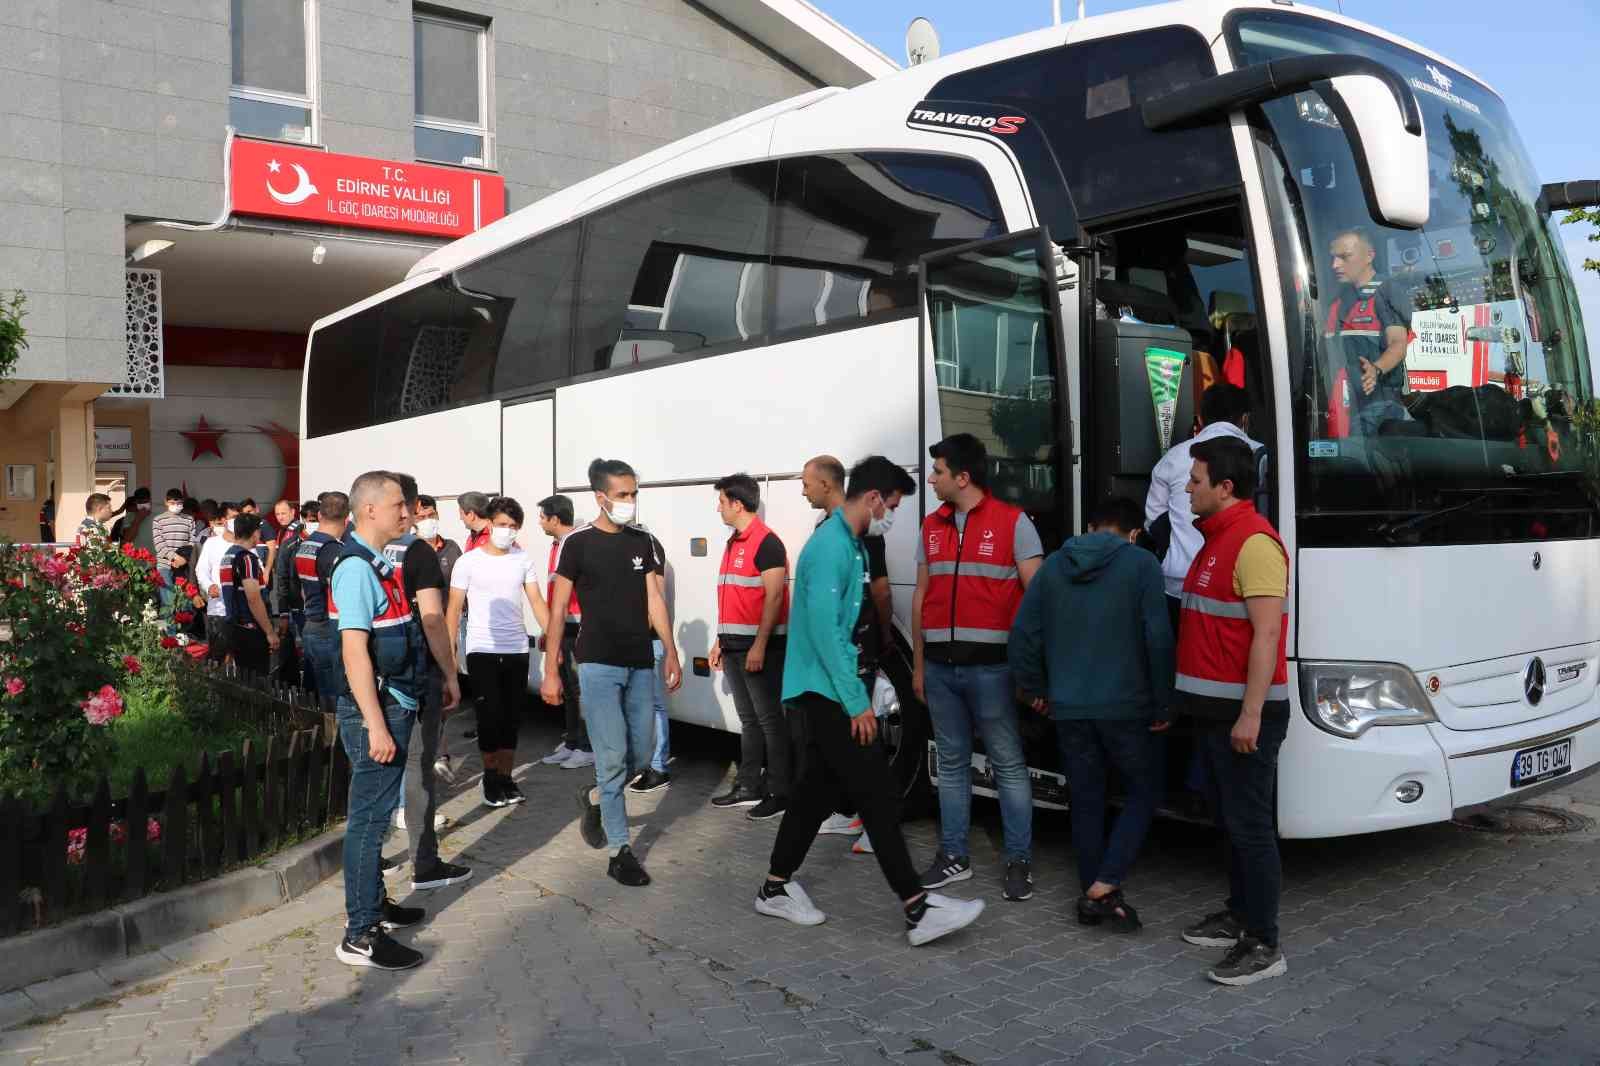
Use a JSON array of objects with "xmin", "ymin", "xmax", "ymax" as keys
[{"xmin": 1010, "ymin": 496, "xmax": 1174, "ymax": 930}]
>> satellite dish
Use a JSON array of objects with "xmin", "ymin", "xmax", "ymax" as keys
[{"xmin": 905, "ymin": 17, "xmax": 940, "ymax": 67}]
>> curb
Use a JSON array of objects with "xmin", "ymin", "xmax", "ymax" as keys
[{"xmin": 0, "ymin": 826, "xmax": 345, "ymax": 996}]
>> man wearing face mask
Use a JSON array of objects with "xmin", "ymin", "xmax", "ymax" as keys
[
  {"xmin": 448, "ymin": 496, "xmax": 550, "ymax": 808},
  {"xmin": 153, "ymin": 488, "xmax": 193, "ymax": 620},
  {"xmin": 196, "ymin": 502, "xmax": 241, "ymax": 664},
  {"xmin": 757, "ymin": 456, "xmax": 985, "ymax": 946},
  {"xmin": 913, "ymin": 433, "xmax": 1041, "ymax": 904},
  {"xmin": 542, "ymin": 458, "xmax": 682, "ymax": 888}
]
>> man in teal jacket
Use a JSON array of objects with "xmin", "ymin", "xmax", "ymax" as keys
[
  {"xmin": 755, "ymin": 456, "xmax": 985, "ymax": 947},
  {"xmin": 1010, "ymin": 496, "xmax": 1174, "ymax": 931}
]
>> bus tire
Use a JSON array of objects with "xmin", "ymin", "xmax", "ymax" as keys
[{"xmin": 878, "ymin": 642, "xmax": 935, "ymax": 821}]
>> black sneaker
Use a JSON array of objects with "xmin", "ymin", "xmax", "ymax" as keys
[
  {"xmin": 380, "ymin": 896, "xmax": 425, "ymax": 931},
  {"xmin": 1002, "ymin": 859, "xmax": 1033, "ymax": 902},
  {"xmin": 337, "ymin": 924, "xmax": 423, "ymax": 970},
  {"xmin": 608, "ymin": 844, "xmax": 650, "ymax": 887},
  {"xmin": 380, "ymin": 854, "xmax": 406, "ymax": 879},
  {"xmin": 576, "ymin": 785, "xmax": 606, "ymax": 849},
  {"xmin": 711, "ymin": 784, "xmax": 763, "ymax": 808},
  {"xmin": 629, "ymin": 768, "xmax": 671, "ymax": 794},
  {"xmin": 1207, "ymin": 936, "xmax": 1287, "ymax": 986},
  {"xmin": 411, "ymin": 860, "xmax": 473, "ymax": 891},
  {"xmin": 1182, "ymin": 908, "xmax": 1244, "ymax": 947},
  {"xmin": 482, "ymin": 775, "xmax": 510, "ymax": 809},
  {"xmin": 501, "ymin": 777, "xmax": 527, "ymax": 805},
  {"xmin": 920, "ymin": 850, "xmax": 973, "ymax": 889},
  {"xmin": 746, "ymin": 796, "xmax": 787, "ymax": 821}
]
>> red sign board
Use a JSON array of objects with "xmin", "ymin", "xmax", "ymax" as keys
[{"xmin": 229, "ymin": 138, "xmax": 505, "ymax": 239}]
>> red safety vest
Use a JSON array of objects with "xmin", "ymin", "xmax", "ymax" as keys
[
  {"xmin": 548, "ymin": 535, "xmax": 582, "ymax": 626},
  {"xmin": 465, "ymin": 526, "xmax": 489, "ymax": 552},
  {"xmin": 1175, "ymin": 500, "xmax": 1289, "ymax": 703},
  {"xmin": 919, "ymin": 493, "xmax": 1024, "ymax": 661},
  {"xmin": 716, "ymin": 516, "xmax": 788, "ymax": 638}
]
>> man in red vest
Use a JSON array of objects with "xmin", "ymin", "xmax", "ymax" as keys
[
  {"xmin": 913, "ymin": 433, "xmax": 1042, "ymax": 904},
  {"xmin": 1175, "ymin": 435, "xmax": 1290, "ymax": 987},
  {"xmin": 708, "ymin": 473, "xmax": 792, "ymax": 820}
]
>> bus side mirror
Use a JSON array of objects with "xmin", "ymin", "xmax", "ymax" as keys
[
  {"xmin": 1144, "ymin": 53, "xmax": 1429, "ymax": 230},
  {"xmin": 1539, "ymin": 181, "xmax": 1600, "ymax": 212}
]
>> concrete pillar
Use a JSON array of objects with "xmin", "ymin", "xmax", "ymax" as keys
[{"xmin": 52, "ymin": 386, "xmax": 105, "ymax": 542}]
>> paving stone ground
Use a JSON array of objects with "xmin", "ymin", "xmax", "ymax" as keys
[{"xmin": 5, "ymin": 710, "xmax": 1600, "ymax": 1066}]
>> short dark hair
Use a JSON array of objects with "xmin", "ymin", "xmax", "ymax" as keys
[
  {"xmin": 233, "ymin": 513, "xmax": 263, "ymax": 541},
  {"xmin": 1190, "ymin": 436, "xmax": 1256, "ymax": 501},
  {"xmin": 201, "ymin": 498, "xmax": 218, "ymax": 514},
  {"xmin": 588, "ymin": 458, "xmax": 638, "ymax": 493},
  {"xmin": 165, "ymin": 487, "xmax": 184, "ymax": 502},
  {"xmin": 882, "ymin": 462, "xmax": 916, "ymax": 498},
  {"xmin": 846, "ymin": 455, "xmax": 911, "ymax": 501},
  {"xmin": 714, "ymin": 473, "xmax": 761, "ymax": 514},
  {"xmin": 1200, "ymin": 383, "xmax": 1250, "ymax": 428},
  {"xmin": 929, "ymin": 433, "xmax": 989, "ymax": 489},
  {"xmin": 486, "ymin": 495, "xmax": 524, "ymax": 527},
  {"xmin": 130, "ymin": 487, "xmax": 150, "ymax": 502},
  {"xmin": 185, "ymin": 497, "xmax": 200, "ymax": 514},
  {"xmin": 417, "ymin": 494, "xmax": 437, "ymax": 512},
  {"xmin": 219, "ymin": 500, "xmax": 241, "ymax": 516},
  {"xmin": 317, "ymin": 491, "xmax": 350, "ymax": 523},
  {"xmin": 240, "ymin": 497, "xmax": 257, "ymax": 509},
  {"xmin": 807, "ymin": 456, "xmax": 845, "ymax": 490},
  {"xmin": 391, "ymin": 472, "xmax": 419, "ymax": 507},
  {"xmin": 458, "ymin": 491, "xmax": 491, "ymax": 519},
  {"xmin": 538, "ymin": 494, "xmax": 575, "ymax": 526},
  {"xmin": 300, "ymin": 500, "xmax": 319, "ymax": 520},
  {"xmin": 1088, "ymin": 496, "xmax": 1145, "ymax": 535}
]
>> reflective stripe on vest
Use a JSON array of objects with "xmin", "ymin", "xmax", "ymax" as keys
[
  {"xmin": 220, "ymin": 544, "xmax": 257, "ymax": 628},
  {"xmin": 296, "ymin": 531, "xmax": 335, "ymax": 622},
  {"xmin": 325, "ymin": 539, "xmax": 424, "ymax": 703},
  {"xmin": 717, "ymin": 517, "xmax": 789, "ymax": 638},
  {"xmin": 919, "ymin": 493, "xmax": 1024, "ymax": 647},
  {"xmin": 1174, "ymin": 501, "xmax": 1289, "ymax": 702}
]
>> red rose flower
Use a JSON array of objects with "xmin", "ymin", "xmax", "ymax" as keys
[
  {"xmin": 122, "ymin": 655, "xmax": 142, "ymax": 676},
  {"xmin": 159, "ymin": 636, "xmax": 180, "ymax": 649}
]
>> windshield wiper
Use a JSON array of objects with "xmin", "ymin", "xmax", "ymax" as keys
[{"xmin": 1371, "ymin": 493, "xmax": 1493, "ymax": 543}]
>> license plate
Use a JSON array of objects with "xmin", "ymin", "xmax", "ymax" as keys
[{"xmin": 1510, "ymin": 738, "xmax": 1573, "ymax": 788}]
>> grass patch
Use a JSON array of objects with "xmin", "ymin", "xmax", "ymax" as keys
[{"xmin": 101, "ymin": 687, "xmax": 270, "ymax": 795}]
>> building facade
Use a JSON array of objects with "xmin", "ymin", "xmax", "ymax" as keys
[{"xmin": 0, "ymin": 0, "xmax": 891, "ymax": 540}]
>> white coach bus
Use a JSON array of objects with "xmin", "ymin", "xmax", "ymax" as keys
[{"xmin": 303, "ymin": 0, "xmax": 1600, "ymax": 837}]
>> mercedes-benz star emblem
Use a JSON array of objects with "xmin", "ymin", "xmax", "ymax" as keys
[
  {"xmin": 1525, "ymin": 657, "xmax": 1547, "ymax": 706},
  {"xmin": 1532, "ymin": 551, "xmax": 1543, "ymax": 571}
]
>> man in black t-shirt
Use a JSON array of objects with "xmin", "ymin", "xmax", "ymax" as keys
[
  {"xmin": 384, "ymin": 474, "xmax": 468, "ymax": 893},
  {"xmin": 543, "ymin": 458, "xmax": 682, "ymax": 888}
]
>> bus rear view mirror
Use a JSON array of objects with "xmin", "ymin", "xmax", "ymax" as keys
[
  {"xmin": 1144, "ymin": 53, "xmax": 1428, "ymax": 230},
  {"xmin": 1539, "ymin": 180, "xmax": 1600, "ymax": 212}
]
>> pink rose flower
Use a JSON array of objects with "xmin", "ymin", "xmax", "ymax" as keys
[
  {"xmin": 80, "ymin": 685, "xmax": 125, "ymax": 726},
  {"xmin": 4, "ymin": 677, "xmax": 23, "ymax": 697}
]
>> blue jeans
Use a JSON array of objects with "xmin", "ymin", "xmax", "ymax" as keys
[
  {"xmin": 579, "ymin": 662, "xmax": 656, "ymax": 849},
  {"xmin": 1198, "ymin": 710, "xmax": 1289, "ymax": 946},
  {"xmin": 156, "ymin": 566, "xmax": 175, "ymax": 627},
  {"xmin": 650, "ymin": 639, "xmax": 670, "ymax": 773},
  {"xmin": 337, "ymin": 696, "xmax": 415, "ymax": 938},
  {"xmin": 302, "ymin": 621, "xmax": 339, "ymax": 706},
  {"xmin": 1055, "ymin": 719, "xmax": 1165, "ymax": 891},
  {"xmin": 924, "ymin": 660, "xmax": 1032, "ymax": 862}
]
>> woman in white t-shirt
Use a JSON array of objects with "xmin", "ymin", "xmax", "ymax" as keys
[{"xmin": 447, "ymin": 496, "xmax": 550, "ymax": 808}]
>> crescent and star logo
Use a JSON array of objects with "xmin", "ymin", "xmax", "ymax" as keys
[
  {"xmin": 1524, "ymin": 657, "xmax": 1546, "ymax": 706},
  {"xmin": 265, "ymin": 159, "xmax": 319, "ymax": 206}
]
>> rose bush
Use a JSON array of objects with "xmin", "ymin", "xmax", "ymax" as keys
[{"xmin": 0, "ymin": 538, "xmax": 165, "ymax": 798}]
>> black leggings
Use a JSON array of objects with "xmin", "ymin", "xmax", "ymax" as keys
[{"xmin": 466, "ymin": 652, "xmax": 529, "ymax": 753}]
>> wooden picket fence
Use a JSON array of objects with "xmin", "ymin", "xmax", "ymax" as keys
[{"xmin": 0, "ymin": 669, "xmax": 350, "ymax": 937}]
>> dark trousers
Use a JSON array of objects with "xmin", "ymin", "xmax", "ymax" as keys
[
  {"xmin": 466, "ymin": 651, "xmax": 528, "ymax": 752},
  {"xmin": 402, "ymin": 669, "xmax": 443, "ymax": 869},
  {"xmin": 205, "ymin": 615, "xmax": 230, "ymax": 662},
  {"xmin": 1055, "ymin": 718, "xmax": 1165, "ymax": 892},
  {"xmin": 725, "ymin": 644, "xmax": 790, "ymax": 797},
  {"xmin": 558, "ymin": 633, "xmax": 590, "ymax": 752},
  {"xmin": 230, "ymin": 624, "xmax": 270, "ymax": 678},
  {"xmin": 769, "ymin": 692, "xmax": 922, "ymax": 901},
  {"xmin": 1196, "ymin": 710, "xmax": 1288, "ymax": 946}
]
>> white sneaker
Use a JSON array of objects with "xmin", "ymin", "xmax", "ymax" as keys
[
  {"xmin": 817, "ymin": 813, "xmax": 863, "ymax": 836},
  {"xmin": 754, "ymin": 880, "xmax": 826, "ymax": 926},
  {"xmin": 393, "ymin": 808, "xmax": 405, "ymax": 830},
  {"xmin": 541, "ymin": 742, "xmax": 573, "ymax": 765},
  {"xmin": 393, "ymin": 809, "xmax": 450, "ymax": 832},
  {"xmin": 561, "ymin": 749, "xmax": 596, "ymax": 769},
  {"xmin": 433, "ymin": 755, "xmax": 456, "ymax": 783},
  {"xmin": 907, "ymin": 893, "xmax": 985, "ymax": 947},
  {"xmin": 852, "ymin": 831, "xmax": 875, "ymax": 855}
]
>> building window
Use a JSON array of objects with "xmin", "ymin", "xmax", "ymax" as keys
[
  {"xmin": 414, "ymin": 11, "xmax": 491, "ymax": 167},
  {"xmin": 230, "ymin": 0, "xmax": 318, "ymax": 144}
]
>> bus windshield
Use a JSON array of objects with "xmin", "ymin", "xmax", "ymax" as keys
[{"xmin": 1233, "ymin": 11, "xmax": 1600, "ymax": 547}]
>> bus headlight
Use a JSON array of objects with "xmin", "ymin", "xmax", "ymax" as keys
[{"xmin": 1299, "ymin": 661, "xmax": 1437, "ymax": 739}]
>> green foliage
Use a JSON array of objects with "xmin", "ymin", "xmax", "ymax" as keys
[
  {"xmin": 1562, "ymin": 207, "xmax": 1600, "ymax": 276},
  {"xmin": 989, "ymin": 393, "xmax": 1054, "ymax": 460},
  {"xmin": 0, "ymin": 290, "xmax": 25, "ymax": 382}
]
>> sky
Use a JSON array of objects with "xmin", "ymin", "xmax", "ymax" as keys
[{"xmin": 811, "ymin": 0, "xmax": 1600, "ymax": 334}]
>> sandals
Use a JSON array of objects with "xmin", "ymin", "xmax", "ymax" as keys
[{"xmin": 1076, "ymin": 889, "xmax": 1142, "ymax": 933}]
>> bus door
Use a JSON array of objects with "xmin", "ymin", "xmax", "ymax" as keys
[{"xmin": 920, "ymin": 228, "xmax": 1076, "ymax": 552}]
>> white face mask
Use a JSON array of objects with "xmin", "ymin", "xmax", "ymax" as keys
[
  {"xmin": 605, "ymin": 498, "xmax": 637, "ymax": 526},
  {"xmin": 414, "ymin": 518, "xmax": 440, "ymax": 541},
  {"xmin": 224, "ymin": 517, "xmax": 236, "ymax": 534},
  {"xmin": 867, "ymin": 502, "xmax": 895, "ymax": 538},
  {"xmin": 167, "ymin": 502, "xmax": 183, "ymax": 513},
  {"xmin": 489, "ymin": 526, "xmax": 518, "ymax": 550}
]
